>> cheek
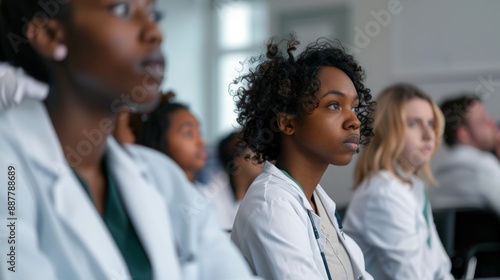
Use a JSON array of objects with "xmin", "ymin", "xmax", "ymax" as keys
[
  {"xmin": 169, "ymin": 138, "xmax": 198, "ymax": 157},
  {"xmin": 402, "ymin": 139, "xmax": 431, "ymax": 166},
  {"xmin": 402, "ymin": 136, "xmax": 417, "ymax": 157}
]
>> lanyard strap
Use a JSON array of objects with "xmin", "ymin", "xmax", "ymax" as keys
[
  {"xmin": 307, "ymin": 210, "xmax": 333, "ymax": 280},
  {"xmin": 280, "ymin": 169, "xmax": 334, "ymax": 280},
  {"xmin": 279, "ymin": 169, "xmax": 343, "ymax": 228},
  {"xmin": 423, "ymin": 188, "xmax": 431, "ymax": 248}
]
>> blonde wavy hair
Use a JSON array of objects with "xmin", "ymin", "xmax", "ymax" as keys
[{"xmin": 353, "ymin": 84, "xmax": 444, "ymax": 188}]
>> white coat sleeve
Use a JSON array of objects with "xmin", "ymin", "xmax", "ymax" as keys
[
  {"xmin": 232, "ymin": 198, "xmax": 326, "ymax": 280},
  {"xmin": 362, "ymin": 190, "xmax": 432, "ymax": 280}
]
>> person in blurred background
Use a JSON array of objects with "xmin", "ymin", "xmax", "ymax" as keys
[
  {"xmin": 132, "ymin": 94, "xmax": 207, "ymax": 183},
  {"xmin": 429, "ymin": 94, "xmax": 500, "ymax": 217},
  {"xmin": 343, "ymin": 84, "xmax": 453, "ymax": 280},
  {"xmin": 203, "ymin": 131, "xmax": 263, "ymax": 230},
  {"xmin": 0, "ymin": 1, "xmax": 257, "ymax": 279}
]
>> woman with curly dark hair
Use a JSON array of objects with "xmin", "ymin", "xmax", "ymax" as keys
[{"xmin": 230, "ymin": 35, "xmax": 375, "ymax": 280}]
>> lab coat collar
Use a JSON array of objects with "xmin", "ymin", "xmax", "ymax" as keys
[
  {"xmin": 14, "ymin": 99, "xmax": 131, "ymax": 279},
  {"xmin": 263, "ymin": 161, "xmax": 369, "ymax": 279},
  {"xmin": 14, "ymin": 99, "xmax": 181, "ymax": 279},
  {"xmin": 107, "ymin": 139, "xmax": 181, "ymax": 279},
  {"xmin": 262, "ymin": 161, "xmax": 316, "ymax": 212}
]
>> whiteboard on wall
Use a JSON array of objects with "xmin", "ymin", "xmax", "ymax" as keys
[{"xmin": 392, "ymin": 0, "xmax": 500, "ymax": 82}]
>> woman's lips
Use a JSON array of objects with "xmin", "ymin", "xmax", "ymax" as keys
[
  {"xmin": 141, "ymin": 52, "xmax": 165, "ymax": 81},
  {"xmin": 343, "ymin": 135, "xmax": 359, "ymax": 152},
  {"xmin": 142, "ymin": 60, "xmax": 165, "ymax": 79},
  {"xmin": 197, "ymin": 150, "xmax": 208, "ymax": 161}
]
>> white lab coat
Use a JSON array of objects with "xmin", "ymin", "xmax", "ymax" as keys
[
  {"xmin": 0, "ymin": 98, "xmax": 258, "ymax": 280},
  {"xmin": 343, "ymin": 171, "xmax": 453, "ymax": 280},
  {"xmin": 231, "ymin": 162, "xmax": 373, "ymax": 280},
  {"xmin": 197, "ymin": 171, "xmax": 241, "ymax": 231},
  {"xmin": 430, "ymin": 145, "xmax": 500, "ymax": 217}
]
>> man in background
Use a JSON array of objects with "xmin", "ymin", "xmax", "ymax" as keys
[{"xmin": 430, "ymin": 94, "xmax": 500, "ymax": 217}]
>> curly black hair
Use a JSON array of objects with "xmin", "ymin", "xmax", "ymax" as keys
[{"xmin": 231, "ymin": 35, "xmax": 374, "ymax": 163}]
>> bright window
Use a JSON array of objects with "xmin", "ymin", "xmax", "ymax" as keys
[{"xmin": 213, "ymin": 0, "xmax": 268, "ymax": 137}]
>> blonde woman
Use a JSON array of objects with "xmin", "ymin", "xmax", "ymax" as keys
[{"xmin": 343, "ymin": 84, "xmax": 453, "ymax": 280}]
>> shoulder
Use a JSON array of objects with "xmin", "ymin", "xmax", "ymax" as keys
[
  {"xmin": 245, "ymin": 162, "xmax": 303, "ymax": 202},
  {"xmin": 125, "ymin": 144, "xmax": 187, "ymax": 180},
  {"xmin": 438, "ymin": 145, "xmax": 500, "ymax": 174},
  {"xmin": 351, "ymin": 171, "xmax": 417, "ymax": 219},
  {"xmin": 236, "ymin": 169, "xmax": 308, "ymax": 229},
  {"xmin": 355, "ymin": 171, "xmax": 412, "ymax": 197},
  {"xmin": 123, "ymin": 144, "xmax": 196, "ymax": 200}
]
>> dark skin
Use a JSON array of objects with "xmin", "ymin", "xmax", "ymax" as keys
[
  {"xmin": 232, "ymin": 150, "xmax": 263, "ymax": 201},
  {"xmin": 275, "ymin": 67, "xmax": 361, "ymax": 213},
  {"xmin": 28, "ymin": 0, "xmax": 164, "ymax": 214}
]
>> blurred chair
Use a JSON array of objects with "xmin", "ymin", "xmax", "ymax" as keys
[{"xmin": 433, "ymin": 208, "xmax": 500, "ymax": 279}]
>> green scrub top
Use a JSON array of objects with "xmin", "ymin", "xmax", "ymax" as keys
[{"xmin": 74, "ymin": 156, "xmax": 152, "ymax": 280}]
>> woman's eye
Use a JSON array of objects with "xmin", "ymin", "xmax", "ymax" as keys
[
  {"xmin": 408, "ymin": 120, "xmax": 418, "ymax": 127},
  {"xmin": 351, "ymin": 106, "xmax": 361, "ymax": 113},
  {"xmin": 328, "ymin": 103, "xmax": 340, "ymax": 110},
  {"xmin": 149, "ymin": 10, "xmax": 164, "ymax": 22},
  {"xmin": 110, "ymin": 3, "xmax": 130, "ymax": 18},
  {"xmin": 183, "ymin": 131, "xmax": 194, "ymax": 138}
]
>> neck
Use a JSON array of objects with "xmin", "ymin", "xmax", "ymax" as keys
[
  {"xmin": 45, "ymin": 87, "xmax": 116, "ymax": 174},
  {"xmin": 184, "ymin": 169, "xmax": 196, "ymax": 183},
  {"xmin": 232, "ymin": 174, "xmax": 253, "ymax": 201},
  {"xmin": 275, "ymin": 154, "xmax": 328, "ymax": 204},
  {"xmin": 396, "ymin": 158, "xmax": 417, "ymax": 176}
]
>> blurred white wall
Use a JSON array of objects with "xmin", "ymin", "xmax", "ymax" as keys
[
  {"xmin": 159, "ymin": 0, "xmax": 500, "ymax": 207},
  {"xmin": 158, "ymin": 0, "xmax": 212, "ymax": 138}
]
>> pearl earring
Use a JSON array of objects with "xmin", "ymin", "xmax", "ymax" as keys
[{"xmin": 53, "ymin": 44, "xmax": 68, "ymax": 61}]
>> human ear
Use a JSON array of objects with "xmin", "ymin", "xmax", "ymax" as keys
[
  {"xmin": 26, "ymin": 19, "xmax": 66, "ymax": 61},
  {"xmin": 276, "ymin": 112, "xmax": 295, "ymax": 135},
  {"xmin": 456, "ymin": 125, "xmax": 470, "ymax": 144}
]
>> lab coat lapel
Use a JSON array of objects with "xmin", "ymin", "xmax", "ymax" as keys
[
  {"xmin": 51, "ymin": 166, "xmax": 131, "ymax": 279},
  {"xmin": 265, "ymin": 162, "xmax": 314, "ymax": 211},
  {"xmin": 106, "ymin": 139, "xmax": 181, "ymax": 280},
  {"xmin": 15, "ymin": 99, "xmax": 131, "ymax": 279}
]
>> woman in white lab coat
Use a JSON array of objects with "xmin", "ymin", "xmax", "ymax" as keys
[
  {"xmin": 230, "ymin": 36, "xmax": 375, "ymax": 280},
  {"xmin": 0, "ymin": 1, "xmax": 256, "ymax": 279},
  {"xmin": 343, "ymin": 84, "xmax": 454, "ymax": 280}
]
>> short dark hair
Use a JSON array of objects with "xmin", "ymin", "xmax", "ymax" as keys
[
  {"xmin": 440, "ymin": 94, "xmax": 481, "ymax": 147},
  {"xmin": 231, "ymin": 34, "xmax": 374, "ymax": 163},
  {"xmin": 132, "ymin": 101, "xmax": 189, "ymax": 153},
  {"xmin": 217, "ymin": 131, "xmax": 244, "ymax": 200}
]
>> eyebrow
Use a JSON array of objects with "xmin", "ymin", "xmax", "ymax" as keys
[
  {"xmin": 406, "ymin": 116, "xmax": 435, "ymax": 122},
  {"xmin": 320, "ymin": 90, "xmax": 359, "ymax": 100},
  {"xmin": 176, "ymin": 121, "xmax": 197, "ymax": 131}
]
